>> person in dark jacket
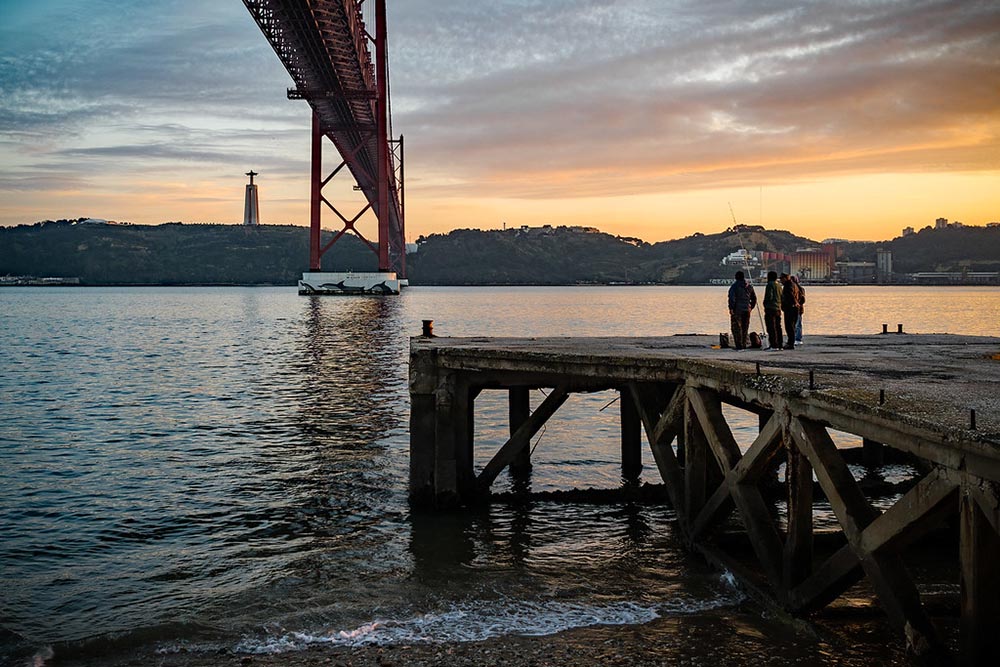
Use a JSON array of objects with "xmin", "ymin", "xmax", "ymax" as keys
[
  {"xmin": 763, "ymin": 270, "xmax": 782, "ymax": 350},
  {"xmin": 780, "ymin": 273, "xmax": 800, "ymax": 349},
  {"xmin": 727, "ymin": 271, "xmax": 757, "ymax": 350}
]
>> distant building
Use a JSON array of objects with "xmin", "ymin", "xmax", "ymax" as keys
[
  {"xmin": 790, "ymin": 248, "xmax": 833, "ymax": 281},
  {"xmin": 902, "ymin": 226, "xmax": 915, "ymax": 236},
  {"xmin": 243, "ymin": 171, "xmax": 260, "ymax": 226},
  {"xmin": 721, "ymin": 248, "xmax": 758, "ymax": 266},
  {"xmin": 876, "ymin": 248, "xmax": 893, "ymax": 284},
  {"xmin": 935, "ymin": 217, "xmax": 948, "ymax": 229},
  {"xmin": 987, "ymin": 222, "xmax": 1000, "ymax": 228},
  {"xmin": 951, "ymin": 220, "xmax": 964, "ymax": 228},
  {"xmin": 757, "ymin": 251, "xmax": 790, "ymax": 275},
  {"xmin": 836, "ymin": 261, "xmax": 876, "ymax": 283},
  {"xmin": 912, "ymin": 272, "xmax": 999, "ymax": 285}
]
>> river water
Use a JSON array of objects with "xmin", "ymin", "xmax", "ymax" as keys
[{"xmin": 1, "ymin": 285, "xmax": 998, "ymax": 664}]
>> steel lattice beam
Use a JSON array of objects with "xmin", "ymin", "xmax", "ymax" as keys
[{"xmin": 243, "ymin": 0, "xmax": 405, "ymax": 275}]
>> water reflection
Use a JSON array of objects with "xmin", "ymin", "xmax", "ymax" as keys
[{"xmin": 298, "ymin": 295, "xmax": 404, "ymax": 445}]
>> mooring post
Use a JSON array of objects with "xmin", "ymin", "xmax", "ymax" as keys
[
  {"xmin": 882, "ymin": 323, "xmax": 888, "ymax": 334},
  {"xmin": 865, "ymin": 391, "xmax": 887, "ymax": 468},
  {"xmin": 897, "ymin": 323, "xmax": 903, "ymax": 334},
  {"xmin": 620, "ymin": 387, "xmax": 642, "ymax": 482},
  {"xmin": 509, "ymin": 387, "xmax": 532, "ymax": 478},
  {"xmin": 959, "ymin": 490, "xmax": 1000, "ymax": 666},
  {"xmin": 422, "ymin": 319, "xmax": 434, "ymax": 337}
]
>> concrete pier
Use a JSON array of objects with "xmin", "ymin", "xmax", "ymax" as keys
[{"xmin": 409, "ymin": 333, "xmax": 1000, "ymax": 664}]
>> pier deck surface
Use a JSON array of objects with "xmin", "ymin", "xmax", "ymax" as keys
[{"xmin": 412, "ymin": 333, "xmax": 1000, "ymax": 440}]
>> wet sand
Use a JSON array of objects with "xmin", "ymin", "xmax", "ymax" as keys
[{"xmin": 52, "ymin": 607, "xmax": 908, "ymax": 667}]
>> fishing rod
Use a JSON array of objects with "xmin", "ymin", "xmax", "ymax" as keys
[{"xmin": 728, "ymin": 203, "xmax": 768, "ymax": 337}]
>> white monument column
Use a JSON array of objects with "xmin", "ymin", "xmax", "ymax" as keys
[{"xmin": 243, "ymin": 170, "xmax": 259, "ymax": 226}]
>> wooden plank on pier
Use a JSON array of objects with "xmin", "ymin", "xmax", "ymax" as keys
[
  {"xmin": 857, "ymin": 468, "xmax": 957, "ymax": 555},
  {"xmin": 620, "ymin": 388, "xmax": 642, "ymax": 481},
  {"xmin": 788, "ymin": 468, "xmax": 957, "ymax": 613},
  {"xmin": 689, "ymin": 387, "xmax": 784, "ymax": 588},
  {"xmin": 629, "ymin": 383, "xmax": 684, "ymax": 510},
  {"xmin": 509, "ymin": 387, "xmax": 532, "ymax": 476},
  {"xmin": 960, "ymin": 483, "xmax": 1000, "ymax": 666},
  {"xmin": 477, "ymin": 386, "xmax": 569, "ymax": 490},
  {"xmin": 790, "ymin": 416, "xmax": 944, "ymax": 658},
  {"xmin": 784, "ymin": 442, "xmax": 813, "ymax": 591},
  {"xmin": 691, "ymin": 412, "xmax": 783, "ymax": 540}
]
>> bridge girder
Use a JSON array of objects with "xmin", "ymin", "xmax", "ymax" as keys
[{"xmin": 243, "ymin": 0, "xmax": 405, "ymax": 275}]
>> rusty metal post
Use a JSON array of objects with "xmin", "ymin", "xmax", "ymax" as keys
[
  {"xmin": 309, "ymin": 110, "xmax": 323, "ymax": 271},
  {"xmin": 375, "ymin": 0, "xmax": 390, "ymax": 272}
]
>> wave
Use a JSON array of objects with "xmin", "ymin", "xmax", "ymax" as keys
[{"xmin": 220, "ymin": 577, "xmax": 743, "ymax": 655}]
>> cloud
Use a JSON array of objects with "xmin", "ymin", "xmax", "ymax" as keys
[
  {"xmin": 389, "ymin": 0, "xmax": 1000, "ymax": 198},
  {"xmin": 0, "ymin": 0, "xmax": 997, "ymax": 230}
]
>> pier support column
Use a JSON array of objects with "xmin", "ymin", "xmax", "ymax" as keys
[
  {"xmin": 621, "ymin": 388, "xmax": 642, "ymax": 483},
  {"xmin": 509, "ymin": 387, "xmax": 532, "ymax": 479},
  {"xmin": 960, "ymin": 486, "xmax": 1000, "ymax": 666},
  {"xmin": 684, "ymin": 391, "xmax": 709, "ymax": 528},
  {"xmin": 409, "ymin": 392, "xmax": 436, "ymax": 506},
  {"xmin": 433, "ymin": 374, "xmax": 474, "ymax": 506},
  {"xmin": 784, "ymin": 442, "xmax": 814, "ymax": 592},
  {"xmin": 862, "ymin": 438, "xmax": 885, "ymax": 468}
]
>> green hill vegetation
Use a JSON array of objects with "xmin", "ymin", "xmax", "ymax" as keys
[
  {"xmin": 1, "ymin": 218, "xmax": 997, "ymax": 285},
  {"xmin": 0, "ymin": 220, "xmax": 376, "ymax": 285}
]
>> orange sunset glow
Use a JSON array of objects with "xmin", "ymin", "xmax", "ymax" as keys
[{"xmin": 1, "ymin": 1, "xmax": 998, "ymax": 241}]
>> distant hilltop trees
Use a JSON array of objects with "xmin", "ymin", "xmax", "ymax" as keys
[{"xmin": 1, "ymin": 219, "xmax": 997, "ymax": 286}]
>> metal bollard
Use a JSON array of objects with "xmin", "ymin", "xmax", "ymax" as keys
[
  {"xmin": 897, "ymin": 324, "xmax": 903, "ymax": 334},
  {"xmin": 422, "ymin": 319, "xmax": 434, "ymax": 337}
]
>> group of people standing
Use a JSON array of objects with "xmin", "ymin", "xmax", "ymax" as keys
[{"xmin": 727, "ymin": 270, "xmax": 805, "ymax": 350}]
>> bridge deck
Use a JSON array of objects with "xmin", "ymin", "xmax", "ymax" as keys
[{"xmin": 408, "ymin": 333, "xmax": 1000, "ymax": 663}]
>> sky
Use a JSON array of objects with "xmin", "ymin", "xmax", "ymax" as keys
[{"xmin": 1, "ymin": 0, "xmax": 998, "ymax": 242}]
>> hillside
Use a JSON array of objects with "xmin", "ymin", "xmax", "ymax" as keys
[
  {"xmin": 0, "ymin": 221, "xmax": 376, "ymax": 285},
  {"xmin": 1, "ymin": 219, "xmax": 997, "ymax": 285}
]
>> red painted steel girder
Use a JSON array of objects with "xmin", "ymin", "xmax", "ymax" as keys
[{"xmin": 243, "ymin": 0, "xmax": 404, "ymax": 275}]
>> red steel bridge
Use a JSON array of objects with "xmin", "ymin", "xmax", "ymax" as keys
[{"xmin": 243, "ymin": 0, "xmax": 405, "ymax": 278}]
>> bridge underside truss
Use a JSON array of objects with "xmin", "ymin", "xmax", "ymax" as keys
[{"xmin": 243, "ymin": 0, "xmax": 405, "ymax": 275}]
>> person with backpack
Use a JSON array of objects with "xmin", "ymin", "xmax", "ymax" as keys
[{"xmin": 727, "ymin": 271, "xmax": 758, "ymax": 350}]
